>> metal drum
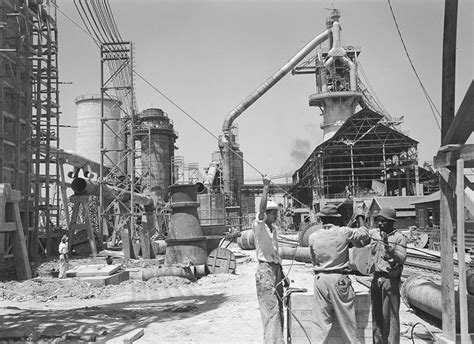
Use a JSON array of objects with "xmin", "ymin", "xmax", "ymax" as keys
[{"xmin": 237, "ymin": 230, "xmax": 255, "ymax": 250}]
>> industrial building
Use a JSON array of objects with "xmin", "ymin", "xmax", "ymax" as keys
[{"xmin": 288, "ymin": 10, "xmax": 437, "ymax": 210}]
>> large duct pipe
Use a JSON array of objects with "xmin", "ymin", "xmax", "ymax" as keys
[
  {"xmin": 221, "ymin": 27, "xmax": 332, "ymax": 194},
  {"xmin": 71, "ymin": 177, "xmax": 153, "ymax": 206},
  {"xmin": 221, "ymin": 28, "xmax": 331, "ymax": 135},
  {"xmin": 142, "ymin": 266, "xmax": 198, "ymax": 281},
  {"xmin": 204, "ymin": 162, "xmax": 218, "ymax": 188},
  {"xmin": 401, "ymin": 274, "xmax": 474, "ymax": 332}
]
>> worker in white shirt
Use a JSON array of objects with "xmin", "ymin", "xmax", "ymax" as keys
[
  {"xmin": 308, "ymin": 205, "xmax": 370, "ymax": 343},
  {"xmin": 58, "ymin": 235, "xmax": 69, "ymax": 278},
  {"xmin": 253, "ymin": 176, "xmax": 287, "ymax": 344}
]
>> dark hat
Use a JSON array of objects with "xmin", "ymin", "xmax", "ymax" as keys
[
  {"xmin": 375, "ymin": 207, "xmax": 396, "ymax": 221},
  {"xmin": 317, "ymin": 204, "xmax": 341, "ymax": 217}
]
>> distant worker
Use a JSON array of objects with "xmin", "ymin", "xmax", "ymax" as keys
[
  {"xmin": 253, "ymin": 176, "xmax": 288, "ymax": 344},
  {"xmin": 58, "ymin": 235, "xmax": 69, "ymax": 279},
  {"xmin": 369, "ymin": 207, "xmax": 407, "ymax": 344},
  {"xmin": 308, "ymin": 205, "xmax": 369, "ymax": 343}
]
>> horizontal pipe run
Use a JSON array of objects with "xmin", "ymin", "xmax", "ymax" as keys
[{"xmin": 71, "ymin": 177, "xmax": 153, "ymax": 206}]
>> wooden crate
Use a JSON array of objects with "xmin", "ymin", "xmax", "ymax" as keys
[{"xmin": 289, "ymin": 280, "xmax": 372, "ymax": 344}]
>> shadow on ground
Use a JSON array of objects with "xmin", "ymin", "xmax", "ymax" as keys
[{"xmin": 0, "ymin": 293, "xmax": 228, "ymax": 342}]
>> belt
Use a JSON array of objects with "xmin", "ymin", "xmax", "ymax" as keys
[
  {"xmin": 373, "ymin": 271, "xmax": 399, "ymax": 279},
  {"xmin": 313, "ymin": 269, "xmax": 351, "ymax": 275}
]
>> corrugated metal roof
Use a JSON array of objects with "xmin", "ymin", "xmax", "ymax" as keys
[
  {"xmin": 370, "ymin": 196, "xmax": 424, "ymax": 210},
  {"xmin": 411, "ymin": 191, "xmax": 440, "ymax": 205}
]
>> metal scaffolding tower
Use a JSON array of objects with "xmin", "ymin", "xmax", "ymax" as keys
[
  {"xmin": 0, "ymin": 0, "xmax": 60, "ymax": 261},
  {"xmin": 99, "ymin": 41, "xmax": 137, "ymax": 258},
  {"xmin": 30, "ymin": 0, "xmax": 60, "ymax": 258}
]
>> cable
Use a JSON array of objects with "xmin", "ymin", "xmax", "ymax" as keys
[
  {"xmin": 387, "ymin": 0, "xmax": 441, "ymax": 130},
  {"xmin": 410, "ymin": 322, "xmax": 435, "ymax": 344}
]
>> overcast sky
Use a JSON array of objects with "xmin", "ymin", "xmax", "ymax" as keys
[{"xmin": 57, "ymin": 0, "xmax": 473, "ymax": 182}]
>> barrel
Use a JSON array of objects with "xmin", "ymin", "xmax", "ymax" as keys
[
  {"xmin": 237, "ymin": 230, "xmax": 255, "ymax": 250},
  {"xmin": 348, "ymin": 246, "xmax": 372, "ymax": 275},
  {"xmin": 278, "ymin": 246, "xmax": 312, "ymax": 263},
  {"xmin": 298, "ymin": 223, "xmax": 322, "ymax": 247}
]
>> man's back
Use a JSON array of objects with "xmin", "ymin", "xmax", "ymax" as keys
[{"xmin": 309, "ymin": 224, "xmax": 369, "ymax": 271}]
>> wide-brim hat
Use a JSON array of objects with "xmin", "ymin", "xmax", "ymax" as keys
[
  {"xmin": 265, "ymin": 201, "xmax": 279, "ymax": 211},
  {"xmin": 317, "ymin": 204, "xmax": 341, "ymax": 217},
  {"xmin": 375, "ymin": 207, "xmax": 396, "ymax": 221}
]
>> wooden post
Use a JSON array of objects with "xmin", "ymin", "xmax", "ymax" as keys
[
  {"xmin": 69, "ymin": 195, "xmax": 97, "ymax": 257},
  {"xmin": 440, "ymin": 0, "xmax": 459, "ymax": 340},
  {"xmin": 440, "ymin": 172, "xmax": 456, "ymax": 340},
  {"xmin": 456, "ymin": 159, "xmax": 469, "ymax": 343},
  {"xmin": 0, "ymin": 184, "xmax": 31, "ymax": 280}
]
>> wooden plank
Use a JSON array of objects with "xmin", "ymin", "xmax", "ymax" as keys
[
  {"xmin": 80, "ymin": 271, "xmax": 129, "ymax": 287},
  {"xmin": 441, "ymin": 0, "xmax": 458, "ymax": 139},
  {"xmin": 123, "ymin": 328, "xmax": 144, "ymax": 344},
  {"xmin": 456, "ymin": 159, "xmax": 469, "ymax": 344},
  {"xmin": 66, "ymin": 264, "xmax": 119, "ymax": 277},
  {"xmin": 440, "ymin": 176, "xmax": 456, "ymax": 340},
  {"xmin": 434, "ymin": 144, "xmax": 474, "ymax": 168},
  {"xmin": 443, "ymin": 81, "xmax": 474, "ymax": 146},
  {"xmin": 0, "ymin": 222, "xmax": 18, "ymax": 232}
]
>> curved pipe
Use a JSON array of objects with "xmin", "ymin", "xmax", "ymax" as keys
[
  {"xmin": 196, "ymin": 182, "xmax": 206, "ymax": 194},
  {"xmin": 71, "ymin": 177, "xmax": 153, "ymax": 206},
  {"xmin": 340, "ymin": 56, "xmax": 357, "ymax": 91},
  {"xmin": 222, "ymin": 28, "xmax": 332, "ymax": 134}
]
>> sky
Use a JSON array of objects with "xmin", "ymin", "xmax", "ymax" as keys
[{"xmin": 57, "ymin": 0, "xmax": 473, "ymax": 183}]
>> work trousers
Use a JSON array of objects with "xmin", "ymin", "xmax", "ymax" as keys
[
  {"xmin": 255, "ymin": 261, "xmax": 284, "ymax": 344},
  {"xmin": 370, "ymin": 274, "xmax": 401, "ymax": 344},
  {"xmin": 58, "ymin": 254, "xmax": 68, "ymax": 279},
  {"xmin": 312, "ymin": 273, "xmax": 360, "ymax": 344}
]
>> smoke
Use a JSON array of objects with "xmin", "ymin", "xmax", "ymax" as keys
[{"xmin": 290, "ymin": 138, "xmax": 311, "ymax": 165}]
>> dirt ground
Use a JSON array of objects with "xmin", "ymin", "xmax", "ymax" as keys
[{"xmin": 0, "ymin": 243, "xmax": 441, "ymax": 343}]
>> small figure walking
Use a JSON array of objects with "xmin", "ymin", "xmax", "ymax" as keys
[{"xmin": 58, "ymin": 235, "xmax": 69, "ymax": 278}]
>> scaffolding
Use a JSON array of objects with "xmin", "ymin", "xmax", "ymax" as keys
[
  {"xmin": 291, "ymin": 108, "xmax": 433, "ymax": 204},
  {"xmin": 99, "ymin": 42, "xmax": 137, "ymax": 257},
  {"xmin": 0, "ymin": 0, "xmax": 60, "ymax": 261}
]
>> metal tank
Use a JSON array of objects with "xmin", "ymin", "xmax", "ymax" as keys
[
  {"xmin": 135, "ymin": 108, "xmax": 178, "ymax": 200},
  {"xmin": 75, "ymin": 94, "xmax": 122, "ymax": 167}
]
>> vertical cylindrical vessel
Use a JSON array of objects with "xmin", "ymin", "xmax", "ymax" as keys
[
  {"xmin": 165, "ymin": 184, "xmax": 207, "ymax": 266},
  {"xmin": 75, "ymin": 94, "xmax": 122, "ymax": 167},
  {"xmin": 136, "ymin": 108, "xmax": 178, "ymax": 200}
]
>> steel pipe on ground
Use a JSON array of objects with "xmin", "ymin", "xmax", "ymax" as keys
[
  {"xmin": 401, "ymin": 274, "xmax": 474, "ymax": 332},
  {"xmin": 142, "ymin": 266, "xmax": 199, "ymax": 281},
  {"xmin": 71, "ymin": 177, "xmax": 153, "ymax": 206}
]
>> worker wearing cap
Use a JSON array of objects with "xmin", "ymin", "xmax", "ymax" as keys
[
  {"xmin": 369, "ymin": 207, "xmax": 406, "ymax": 344},
  {"xmin": 308, "ymin": 205, "xmax": 370, "ymax": 343},
  {"xmin": 58, "ymin": 235, "xmax": 69, "ymax": 278},
  {"xmin": 253, "ymin": 176, "xmax": 286, "ymax": 344}
]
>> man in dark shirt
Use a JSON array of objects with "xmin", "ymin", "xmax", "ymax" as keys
[{"xmin": 369, "ymin": 207, "xmax": 407, "ymax": 344}]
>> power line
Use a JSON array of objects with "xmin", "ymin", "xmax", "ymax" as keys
[
  {"xmin": 53, "ymin": 2, "xmax": 308, "ymax": 208},
  {"xmin": 387, "ymin": 0, "xmax": 441, "ymax": 130}
]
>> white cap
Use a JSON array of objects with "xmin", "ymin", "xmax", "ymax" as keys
[{"xmin": 266, "ymin": 201, "xmax": 279, "ymax": 211}]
